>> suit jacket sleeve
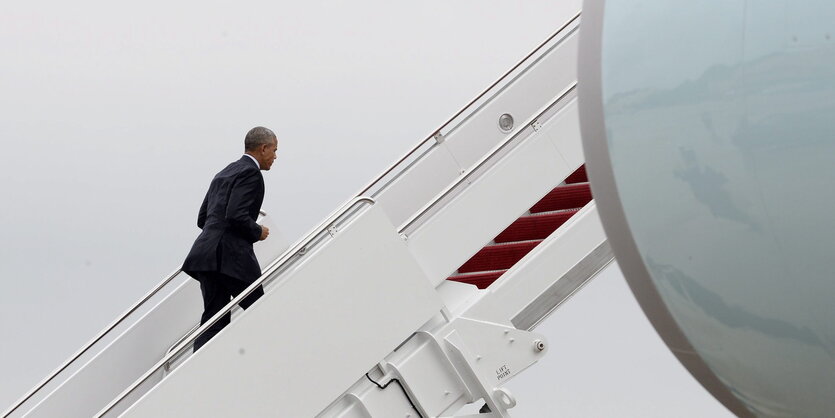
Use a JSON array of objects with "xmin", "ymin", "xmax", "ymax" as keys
[
  {"xmin": 197, "ymin": 191, "xmax": 209, "ymax": 229},
  {"xmin": 225, "ymin": 170, "xmax": 263, "ymax": 243}
]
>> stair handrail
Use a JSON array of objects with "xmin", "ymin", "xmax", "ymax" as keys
[
  {"xmin": 399, "ymin": 82, "xmax": 578, "ymax": 235},
  {"xmin": 2, "ymin": 269, "xmax": 182, "ymax": 417},
  {"xmin": 94, "ymin": 196, "xmax": 376, "ymax": 418},
  {"xmin": 163, "ymin": 324, "xmax": 200, "ymax": 372},
  {"xmin": 358, "ymin": 11, "xmax": 581, "ymax": 197},
  {"xmin": 1, "ymin": 210, "xmax": 266, "ymax": 418}
]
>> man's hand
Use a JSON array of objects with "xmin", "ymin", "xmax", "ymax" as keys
[{"xmin": 259, "ymin": 225, "xmax": 270, "ymax": 241}]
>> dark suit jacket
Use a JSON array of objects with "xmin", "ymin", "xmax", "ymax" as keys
[{"xmin": 183, "ymin": 156, "xmax": 264, "ymax": 283}]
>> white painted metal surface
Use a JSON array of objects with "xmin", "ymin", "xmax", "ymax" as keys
[
  {"xmin": 543, "ymin": 98, "xmax": 584, "ymax": 171},
  {"xmin": 371, "ymin": 17, "xmax": 580, "ymax": 231},
  {"xmin": 120, "ymin": 206, "xmax": 443, "ymax": 418},
  {"xmin": 312, "ymin": 131, "xmax": 599, "ymax": 417},
  {"xmin": 319, "ymin": 314, "xmax": 549, "ymax": 418},
  {"xmin": 319, "ymin": 203, "xmax": 608, "ymax": 418},
  {"xmin": 463, "ymin": 203, "xmax": 609, "ymax": 326},
  {"xmin": 6, "ymin": 215, "xmax": 286, "ymax": 418},
  {"xmin": 405, "ymin": 95, "xmax": 577, "ymax": 285},
  {"xmin": 441, "ymin": 20, "xmax": 579, "ymax": 170},
  {"xmin": 441, "ymin": 318, "xmax": 546, "ymax": 408},
  {"xmin": 374, "ymin": 143, "xmax": 463, "ymax": 227}
]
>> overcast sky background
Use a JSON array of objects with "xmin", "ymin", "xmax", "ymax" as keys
[{"xmin": 0, "ymin": 1, "xmax": 730, "ymax": 416}]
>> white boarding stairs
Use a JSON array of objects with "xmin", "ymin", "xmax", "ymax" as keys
[{"xmin": 3, "ymin": 13, "xmax": 612, "ymax": 418}]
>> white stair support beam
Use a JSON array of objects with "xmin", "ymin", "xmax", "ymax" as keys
[
  {"xmin": 119, "ymin": 206, "xmax": 443, "ymax": 418},
  {"xmin": 324, "ymin": 316, "xmax": 546, "ymax": 417},
  {"xmin": 442, "ymin": 333, "xmax": 509, "ymax": 418},
  {"xmin": 442, "ymin": 319, "xmax": 547, "ymax": 398},
  {"xmin": 437, "ymin": 280, "xmax": 483, "ymax": 320},
  {"xmin": 382, "ymin": 333, "xmax": 471, "ymax": 417},
  {"xmin": 461, "ymin": 203, "xmax": 612, "ymax": 328},
  {"xmin": 513, "ymin": 240, "xmax": 613, "ymax": 331}
]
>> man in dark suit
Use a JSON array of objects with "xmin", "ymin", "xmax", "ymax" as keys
[{"xmin": 183, "ymin": 126, "xmax": 278, "ymax": 350}]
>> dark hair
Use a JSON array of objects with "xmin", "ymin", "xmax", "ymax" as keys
[{"xmin": 244, "ymin": 126, "xmax": 276, "ymax": 151}]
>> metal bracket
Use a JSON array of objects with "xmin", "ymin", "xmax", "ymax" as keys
[
  {"xmin": 434, "ymin": 131, "xmax": 445, "ymax": 144},
  {"xmin": 531, "ymin": 120, "xmax": 543, "ymax": 132},
  {"xmin": 360, "ymin": 319, "xmax": 545, "ymax": 417},
  {"xmin": 327, "ymin": 226, "xmax": 338, "ymax": 237},
  {"xmin": 440, "ymin": 317, "xmax": 547, "ymax": 417}
]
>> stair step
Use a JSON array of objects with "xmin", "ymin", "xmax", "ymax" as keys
[
  {"xmin": 445, "ymin": 165, "xmax": 592, "ymax": 289},
  {"xmin": 494, "ymin": 209, "xmax": 580, "ymax": 243},
  {"xmin": 565, "ymin": 165, "xmax": 588, "ymax": 184},
  {"xmin": 530, "ymin": 183, "xmax": 591, "ymax": 214},
  {"xmin": 448, "ymin": 270, "xmax": 508, "ymax": 289},
  {"xmin": 458, "ymin": 240, "xmax": 542, "ymax": 273}
]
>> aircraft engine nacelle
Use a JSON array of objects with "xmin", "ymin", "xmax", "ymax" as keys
[{"xmin": 578, "ymin": 1, "xmax": 835, "ymax": 416}]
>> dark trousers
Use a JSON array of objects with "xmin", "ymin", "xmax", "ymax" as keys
[{"xmin": 193, "ymin": 271, "xmax": 264, "ymax": 351}]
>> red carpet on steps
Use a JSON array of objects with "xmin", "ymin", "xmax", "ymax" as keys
[
  {"xmin": 564, "ymin": 165, "xmax": 587, "ymax": 184},
  {"xmin": 447, "ymin": 165, "xmax": 592, "ymax": 289},
  {"xmin": 494, "ymin": 209, "xmax": 579, "ymax": 243},
  {"xmin": 529, "ymin": 184, "xmax": 592, "ymax": 213},
  {"xmin": 458, "ymin": 241, "xmax": 542, "ymax": 273}
]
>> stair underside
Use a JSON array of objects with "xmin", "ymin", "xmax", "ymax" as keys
[{"xmin": 447, "ymin": 165, "xmax": 591, "ymax": 289}]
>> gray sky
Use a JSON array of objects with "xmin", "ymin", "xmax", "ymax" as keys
[{"xmin": 0, "ymin": 2, "xmax": 728, "ymax": 416}]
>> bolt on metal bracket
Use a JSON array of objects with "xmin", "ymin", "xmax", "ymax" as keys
[{"xmin": 433, "ymin": 131, "xmax": 445, "ymax": 144}]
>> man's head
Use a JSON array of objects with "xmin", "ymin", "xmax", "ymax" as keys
[{"xmin": 244, "ymin": 126, "xmax": 278, "ymax": 170}]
